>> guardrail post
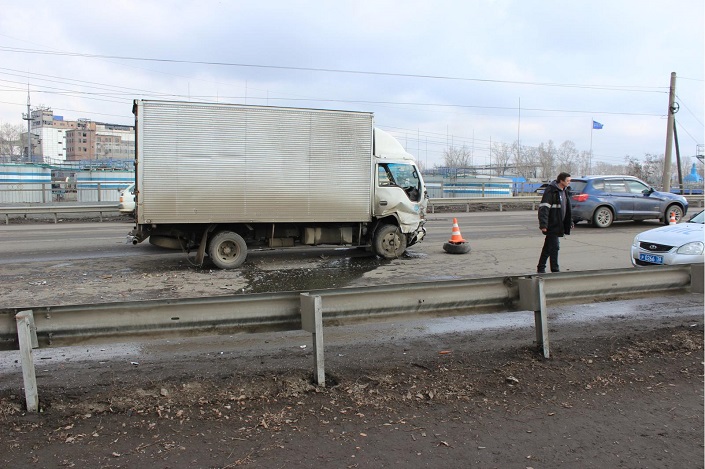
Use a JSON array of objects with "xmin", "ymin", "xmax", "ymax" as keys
[
  {"xmin": 15, "ymin": 310, "xmax": 39, "ymax": 412},
  {"xmin": 300, "ymin": 293, "xmax": 325, "ymax": 386},
  {"xmin": 691, "ymin": 263, "xmax": 704, "ymax": 294},
  {"xmin": 517, "ymin": 276, "xmax": 550, "ymax": 358}
]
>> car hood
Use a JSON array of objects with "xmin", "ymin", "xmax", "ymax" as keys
[
  {"xmin": 636, "ymin": 223, "xmax": 704, "ymax": 245},
  {"xmin": 654, "ymin": 190, "xmax": 688, "ymax": 203}
]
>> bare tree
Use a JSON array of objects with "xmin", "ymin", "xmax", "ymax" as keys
[
  {"xmin": 575, "ymin": 150, "xmax": 591, "ymax": 177},
  {"xmin": 537, "ymin": 140, "xmax": 556, "ymax": 180},
  {"xmin": 514, "ymin": 143, "xmax": 538, "ymax": 180},
  {"xmin": 625, "ymin": 155, "xmax": 648, "ymax": 181},
  {"xmin": 0, "ymin": 122, "xmax": 23, "ymax": 160},
  {"xmin": 643, "ymin": 153, "xmax": 666, "ymax": 186},
  {"xmin": 443, "ymin": 145, "xmax": 472, "ymax": 169},
  {"xmin": 556, "ymin": 140, "xmax": 579, "ymax": 174},
  {"xmin": 491, "ymin": 142, "xmax": 513, "ymax": 176}
]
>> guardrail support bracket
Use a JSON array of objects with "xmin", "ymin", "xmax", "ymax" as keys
[
  {"xmin": 517, "ymin": 276, "xmax": 550, "ymax": 358},
  {"xmin": 300, "ymin": 293, "xmax": 325, "ymax": 386},
  {"xmin": 15, "ymin": 310, "xmax": 39, "ymax": 412}
]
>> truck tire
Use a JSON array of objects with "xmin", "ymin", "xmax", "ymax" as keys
[
  {"xmin": 208, "ymin": 231, "xmax": 248, "ymax": 269},
  {"xmin": 373, "ymin": 224, "xmax": 407, "ymax": 259}
]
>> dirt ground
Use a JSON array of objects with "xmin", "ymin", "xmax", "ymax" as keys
[
  {"xmin": 1, "ymin": 214, "xmax": 703, "ymax": 468},
  {"xmin": 0, "ymin": 303, "xmax": 702, "ymax": 468}
]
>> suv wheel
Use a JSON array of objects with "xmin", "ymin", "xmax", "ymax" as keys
[
  {"xmin": 664, "ymin": 204, "xmax": 683, "ymax": 225},
  {"xmin": 592, "ymin": 206, "xmax": 613, "ymax": 228}
]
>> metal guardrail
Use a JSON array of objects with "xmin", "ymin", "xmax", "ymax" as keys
[
  {"xmin": 0, "ymin": 266, "xmax": 697, "ymax": 350},
  {"xmin": 427, "ymin": 196, "xmax": 540, "ymax": 213},
  {"xmin": 427, "ymin": 195, "xmax": 704, "ymax": 213},
  {"xmin": 1, "ymin": 194, "xmax": 702, "ymax": 223},
  {"xmin": 1, "ymin": 203, "xmax": 120, "ymax": 224}
]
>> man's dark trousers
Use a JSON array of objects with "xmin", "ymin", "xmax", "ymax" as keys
[{"xmin": 538, "ymin": 234, "xmax": 560, "ymax": 273}]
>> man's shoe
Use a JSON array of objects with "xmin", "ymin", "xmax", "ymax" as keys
[
  {"xmin": 537, "ymin": 268, "xmax": 546, "ymax": 274},
  {"xmin": 551, "ymin": 269, "xmax": 560, "ymax": 273}
]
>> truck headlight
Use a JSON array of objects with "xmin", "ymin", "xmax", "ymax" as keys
[{"xmin": 677, "ymin": 241, "xmax": 704, "ymax": 255}]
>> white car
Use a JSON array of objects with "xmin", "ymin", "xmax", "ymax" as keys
[
  {"xmin": 631, "ymin": 210, "xmax": 704, "ymax": 266},
  {"xmin": 118, "ymin": 183, "xmax": 135, "ymax": 214}
]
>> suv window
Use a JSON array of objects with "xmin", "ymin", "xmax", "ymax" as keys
[
  {"xmin": 625, "ymin": 179, "xmax": 649, "ymax": 194},
  {"xmin": 570, "ymin": 181, "xmax": 588, "ymax": 193},
  {"xmin": 606, "ymin": 180, "xmax": 628, "ymax": 193},
  {"xmin": 590, "ymin": 180, "xmax": 605, "ymax": 191}
]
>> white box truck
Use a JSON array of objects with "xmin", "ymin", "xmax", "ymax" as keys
[{"xmin": 129, "ymin": 100, "xmax": 427, "ymax": 269}]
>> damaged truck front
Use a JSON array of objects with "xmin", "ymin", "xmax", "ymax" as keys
[{"xmin": 129, "ymin": 100, "xmax": 427, "ymax": 269}]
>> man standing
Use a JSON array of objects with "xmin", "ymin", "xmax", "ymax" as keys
[{"xmin": 537, "ymin": 172, "xmax": 573, "ymax": 273}]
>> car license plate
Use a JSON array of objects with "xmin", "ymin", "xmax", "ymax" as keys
[{"xmin": 639, "ymin": 253, "xmax": 664, "ymax": 264}]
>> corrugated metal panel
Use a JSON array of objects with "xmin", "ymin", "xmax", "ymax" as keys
[
  {"xmin": 76, "ymin": 170, "xmax": 134, "ymax": 202},
  {"xmin": 137, "ymin": 101, "xmax": 373, "ymax": 224},
  {"xmin": 0, "ymin": 164, "xmax": 52, "ymax": 203}
]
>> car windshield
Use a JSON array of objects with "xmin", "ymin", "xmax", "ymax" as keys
[{"xmin": 687, "ymin": 211, "xmax": 704, "ymax": 224}]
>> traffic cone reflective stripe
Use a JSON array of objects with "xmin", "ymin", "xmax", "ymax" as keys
[
  {"xmin": 669, "ymin": 212, "xmax": 677, "ymax": 225},
  {"xmin": 449, "ymin": 218, "xmax": 466, "ymax": 243}
]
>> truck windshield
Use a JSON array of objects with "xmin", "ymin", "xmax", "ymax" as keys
[{"xmin": 380, "ymin": 163, "xmax": 421, "ymax": 201}]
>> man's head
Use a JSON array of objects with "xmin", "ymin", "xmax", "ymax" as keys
[{"xmin": 557, "ymin": 172, "xmax": 571, "ymax": 189}]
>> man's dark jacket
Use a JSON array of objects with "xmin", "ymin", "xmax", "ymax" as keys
[{"xmin": 538, "ymin": 181, "xmax": 572, "ymax": 237}]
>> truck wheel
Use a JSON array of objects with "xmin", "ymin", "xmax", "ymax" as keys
[
  {"xmin": 208, "ymin": 231, "xmax": 247, "ymax": 269},
  {"xmin": 373, "ymin": 224, "xmax": 407, "ymax": 259}
]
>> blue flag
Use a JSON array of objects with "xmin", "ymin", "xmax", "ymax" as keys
[{"xmin": 593, "ymin": 120, "xmax": 603, "ymax": 130}]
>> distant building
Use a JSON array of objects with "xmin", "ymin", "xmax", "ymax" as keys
[{"xmin": 22, "ymin": 108, "xmax": 134, "ymax": 163}]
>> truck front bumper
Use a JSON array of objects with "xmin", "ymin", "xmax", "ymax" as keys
[{"xmin": 407, "ymin": 221, "xmax": 426, "ymax": 247}]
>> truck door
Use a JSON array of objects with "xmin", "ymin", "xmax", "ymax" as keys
[{"xmin": 374, "ymin": 163, "xmax": 424, "ymax": 227}]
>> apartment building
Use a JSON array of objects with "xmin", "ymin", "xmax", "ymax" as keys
[{"xmin": 24, "ymin": 108, "xmax": 134, "ymax": 163}]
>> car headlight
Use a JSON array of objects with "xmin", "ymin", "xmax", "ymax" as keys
[
  {"xmin": 632, "ymin": 235, "xmax": 640, "ymax": 248},
  {"xmin": 676, "ymin": 241, "xmax": 704, "ymax": 255}
]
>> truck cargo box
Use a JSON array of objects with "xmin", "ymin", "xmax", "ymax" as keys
[{"xmin": 135, "ymin": 100, "xmax": 374, "ymax": 224}]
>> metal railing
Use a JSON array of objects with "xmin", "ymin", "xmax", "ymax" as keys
[
  {"xmin": 427, "ymin": 196, "xmax": 541, "ymax": 213},
  {"xmin": 0, "ymin": 265, "xmax": 697, "ymax": 350},
  {"xmin": 0, "ymin": 181, "xmax": 131, "ymax": 204},
  {"xmin": 1, "ymin": 195, "xmax": 703, "ymax": 224},
  {"xmin": 4, "ymin": 263, "xmax": 702, "ymax": 411},
  {"xmin": 1, "ymin": 203, "xmax": 120, "ymax": 224}
]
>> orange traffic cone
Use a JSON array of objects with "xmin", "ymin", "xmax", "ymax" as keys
[
  {"xmin": 448, "ymin": 218, "xmax": 466, "ymax": 243},
  {"xmin": 443, "ymin": 218, "xmax": 471, "ymax": 254},
  {"xmin": 669, "ymin": 212, "xmax": 677, "ymax": 225}
]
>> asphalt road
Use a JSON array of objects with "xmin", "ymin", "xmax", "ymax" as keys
[{"xmin": 0, "ymin": 211, "xmax": 663, "ymax": 272}]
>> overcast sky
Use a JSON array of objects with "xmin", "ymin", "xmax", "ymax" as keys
[{"xmin": 1, "ymin": 0, "xmax": 703, "ymax": 170}]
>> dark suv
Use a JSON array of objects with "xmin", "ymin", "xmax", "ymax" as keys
[{"xmin": 570, "ymin": 176, "xmax": 688, "ymax": 228}]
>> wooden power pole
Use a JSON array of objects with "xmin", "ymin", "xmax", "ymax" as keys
[{"xmin": 662, "ymin": 72, "xmax": 677, "ymax": 191}]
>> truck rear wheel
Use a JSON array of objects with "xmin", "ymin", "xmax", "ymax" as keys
[
  {"xmin": 373, "ymin": 224, "xmax": 407, "ymax": 259},
  {"xmin": 208, "ymin": 231, "xmax": 247, "ymax": 269}
]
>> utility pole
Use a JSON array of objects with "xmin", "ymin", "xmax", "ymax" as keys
[
  {"xmin": 517, "ymin": 97, "xmax": 521, "ymax": 165},
  {"xmin": 673, "ymin": 120, "xmax": 683, "ymax": 193},
  {"xmin": 662, "ymin": 72, "xmax": 677, "ymax": 191},
  {"xmin": 21, "ymin": 88, "xmax": 32, "ymax": 162}
]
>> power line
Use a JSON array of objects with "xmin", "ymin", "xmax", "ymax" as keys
[{"xmin": 0, "ymin": 45, "xmax": 670, "ymax": 93}]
